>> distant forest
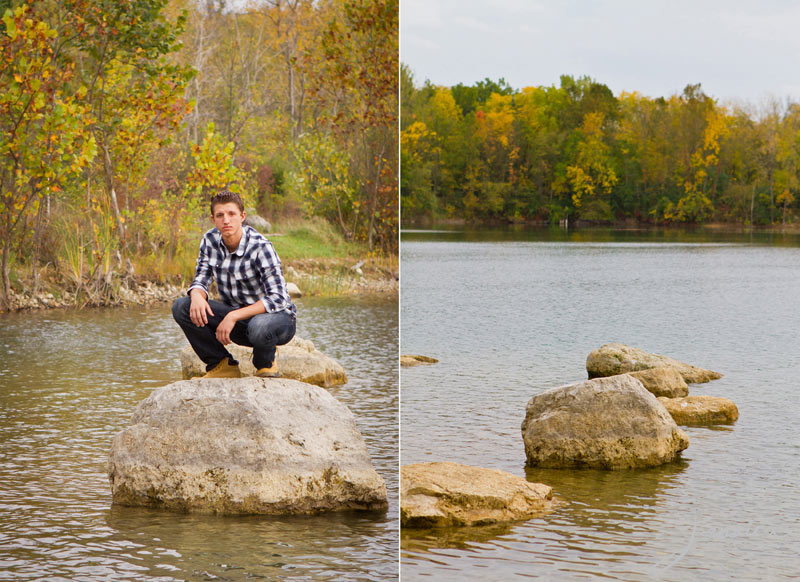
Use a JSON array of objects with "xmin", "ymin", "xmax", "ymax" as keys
[{"xmin": 401, "ymin": 65, "xmax": 799, "ymax": 226}]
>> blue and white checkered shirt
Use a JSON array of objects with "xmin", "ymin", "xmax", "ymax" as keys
[{"xmin": 188, "ymin": 226, "xmax": 296, "ymax": 316}]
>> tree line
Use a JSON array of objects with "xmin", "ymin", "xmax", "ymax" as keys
[
  {"xmin": 0, "ymin": 0, "xmax": 397, "ymax": 310},
  {"xmin": 401, "ymin": 65, "xmax": 799, "ymax": 227}
]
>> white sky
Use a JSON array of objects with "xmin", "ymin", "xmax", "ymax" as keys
[{"xmin": 401, "ymin": 0, "xmax": 800, "ymax": 105}]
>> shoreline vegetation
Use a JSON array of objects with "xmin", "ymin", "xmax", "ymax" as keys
[
  {"xmin": 401, "ymin": 65, "xmax": 800, "ymax": 228},
  {"xmin": 4, "ymin": 216, "xmax": 398, "ymax": 312},
  {"xmin": 1, "ymin": 1, "xmax": 398, "ymax": 313}
]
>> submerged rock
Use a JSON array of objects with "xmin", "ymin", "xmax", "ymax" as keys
[
  {"xmin": 521, "ymin": 375, "xmax": 690, "ymax": 470},
  {"xmin": 180, "ymin": 336, "xmax": 347, "ymax": 387},
  {"xmin": 401, "ymin": 462, "xmax": 554, "ymax": 528},
  {"xmin": 400, "ymin": 354, "xmax": 439, "ymax": 368},
  {"xmin": 657, "ymin": 395, "xmax": 739, "ymax": 425},
  {"xmin": 626, "ymin": 367, "xmax": 689, "ymax": 398},
  {"xmin": 108, "ymin": 378, "xmax": 387, "ymax": 514},
  {"xmin": 586, "ymin": 343, "xmax": 723, "ymax": 384}
]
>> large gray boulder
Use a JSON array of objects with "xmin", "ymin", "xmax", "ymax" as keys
[
  {"xmin": 180, "ymin": 336, "xmax": 347, "ymax": 387},
  {"xmin": 586, "ymin": 343, "xmax": 723, "ymax": 384},
  {"xmin": 626, "ymin": 367, "xmax": 689, "ymax": 398},
  {"xmin": 108, "ymin": 378, "xmax": 387, "ymax": 514},
  {"xmin": 521, "ymin": 375, "xmax": 690, "ymax": 470},
  {"xmin": 401, "ymin": 462, "xmax": 554, "ymax": 528},
  {"xmin": 658, "ymin": 395, "xmax": 739, "ymax": 425},
  {"xmin": 243, "ymin": 211, "xmax": 271, "ymax": 233}
]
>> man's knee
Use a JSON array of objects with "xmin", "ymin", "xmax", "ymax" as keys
[{"xmin": 172, "ymin": 296, "xmax": 191, "ymax": 322}]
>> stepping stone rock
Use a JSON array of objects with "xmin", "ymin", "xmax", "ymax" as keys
[
  {"xmin": 180, "ymin": 336, "xmax": 347, "ymax": 387},
  {"xmin": 626, "ymin": 367, "xmax": 689, "ymax": 398},
  {"xmin": 400, "ymin": 354, "xmax": 439, "ymax": 368},
  {"xmin": 108, "ymin": 377, "xmax": 387, "ymax": 514},
  {"xmin": 522, "ymin": 375, "xmax": 690, "ymax": 469},
  {"xmin": 586, "ymin": 343, "xmax": 722, "ymax": 384},
  {"xmin": 401, "ymin": 462, "xmax": 554, "ymax": 528},
  {"xmin": 657, "ymin": 395, "xmax": 739, "ymax": 425}
]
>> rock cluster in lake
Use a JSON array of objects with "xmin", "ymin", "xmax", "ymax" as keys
[
  {"xmin": 400, "ymin": 462, "xmax": 554, "ymax": 528},
  {"xmin": 179, "ymin": 335, "xmax": 347, "ymax": 387},
  {"xmin": 584, "ymin": 343, "xmax": 736, "ymax": 426},
  {"xmin": 108, "ymin": 378, "xmax": 387, "ymax": 515},
  {"xmin": 586, "ymin": 343, "xmax": 723, "ymax": 384},
  {"xmin": 521, "ymin": 374, "xmax": 690, "ymax": 469}
]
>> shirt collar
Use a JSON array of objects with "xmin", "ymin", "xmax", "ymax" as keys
[{"xmin": 215, "ymin": 226, "xmax": 249, "ymax": 256}]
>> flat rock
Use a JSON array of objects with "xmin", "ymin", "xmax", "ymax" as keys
[
  {"xmin": 522, "ymin": 375, "xmax": 690, "ymax": 469},
  {"xmin": 180, "ymin": 336, "xmax": 347, "ymax": 387},
  {"xmin": 657, "ymin": 395, "xmax": 739, "ymax": 425},
  {"xmin": 108, "ymin": 378, "xmax": 387, "ymax": 514},
  {"xmin": 400, "ymin": 354, "xmax": 439, "ymax": 367},
  {"xmin": 587, "ymin": 343, "xmax": 722, "ymax": 383},
  {"xmin": 401, "ymin": 462, "xmax": 554, "ymax": 528},
  {"xmin": 626, "ymin": 367, "xmax": 689, "ymax": 398}
]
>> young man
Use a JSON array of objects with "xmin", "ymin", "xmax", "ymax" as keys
[{"xmin": 172, "ymin": 190, "xmax": 296, "ymax": 378}]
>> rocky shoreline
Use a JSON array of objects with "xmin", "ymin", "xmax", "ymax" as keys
[{"xmin": 3, "ymin": 265, "xmax": 397, "ymax": 313}]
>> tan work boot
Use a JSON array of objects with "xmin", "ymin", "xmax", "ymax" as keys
[
  {"xmin": 255, "ymin": 349, "xmax": 279, "ymax": 378},
  {"xmin": 200, "ymin": 359, "xmax": 242, "ymax": 379}
]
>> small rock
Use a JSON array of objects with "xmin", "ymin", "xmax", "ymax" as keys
[
  {"xmin": 521, "ymin": 375, "xmax": 689, "ymax": 469},
  {"xmin": 286, "ymin": 282, "xmax": 302, "ymax": 297},
  {"xmin": 108, "ymin": 378, "xmax": 387, "ymax": 514},
  {"xmin": 586, "ymin": 343, "xmax": 722, "ymax": 384},
  {"xmin": 626, "ymin": 367, "xmax": 689, "ymax": 398},
  {"xmin": 244, "ymin": 212, "xmax": 271, "ymax": 233},
  {"xmin": 180, "ymin": 336, "xmax": 347, "ymax": 387},
  {"xmin": 400, "ymin": 354, "xmax": 439, "ymax": 367},
  {"xmin": 657, "ymin": 395, "xmax": 739, "ymax": 425},
  {"xmin": 401, "ymin": 462, "xmax": 554, "ymax": 528}
]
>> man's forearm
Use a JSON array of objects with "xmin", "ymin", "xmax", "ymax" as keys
[{"xmin": 226, "ymin": 299, "xmax": 267, "ymax": 322}]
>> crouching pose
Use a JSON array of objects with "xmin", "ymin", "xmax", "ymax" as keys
[{"xmin": 173, "ymin": 190, "xmax": 296, "ymax": 378}]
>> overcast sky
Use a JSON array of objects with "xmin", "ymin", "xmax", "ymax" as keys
[{"xmin": 401, "ymin": 0, "xmax": 800, "ymax": 106}]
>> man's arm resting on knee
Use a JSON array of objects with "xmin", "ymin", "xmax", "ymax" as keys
[{"xmin": 215, "ymin": 300, "xmax": 267, "ymax": 345}]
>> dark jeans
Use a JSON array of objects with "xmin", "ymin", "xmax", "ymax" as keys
[{"xmin": 172, "ymin": 296, "xmax": 296, "ymax": 371}]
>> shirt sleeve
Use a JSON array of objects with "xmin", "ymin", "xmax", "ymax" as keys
[
  {"xmin": 255, "ymin": 241, "xmax": 291, "ymax": 313},
  {"xmin": 187, "ymin": 235, "xmax": 213, "ymax": 297}
]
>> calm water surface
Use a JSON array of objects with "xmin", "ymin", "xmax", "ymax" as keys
[
  {"xmin": 0, "ymin": 295, "xmax": 398, "ymax": 581},
  {"xmin": 400, "ymin": 227, "xmax": 800, "ymax": 581}
]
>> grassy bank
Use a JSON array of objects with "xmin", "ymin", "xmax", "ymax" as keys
[{"xmin": 3, "ymin": 217, "xmax": 398, "ymax": 312}]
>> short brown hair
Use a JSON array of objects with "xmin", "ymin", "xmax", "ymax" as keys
[{"xmin": 210, "ymin": 190, "xmax": 244, "ymax": 214}]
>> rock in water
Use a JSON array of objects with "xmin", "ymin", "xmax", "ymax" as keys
[
  {"xmin": 627, "ymin": 367, "xmax": 689, "ymax": 398},
  {"xmin": 108, "ymin": 378, "xmax": 387, "ymax": 514},
  {"xmin": 521, "ymin": 375, "xmax": 690, "ymax": 469},
  {"xmin": 586, "ymin": 343, "xmax": 723, "ymax": 383},
  {"xmin": 657, "ymin": 395, "xmax": 739, "ymax": 425},
  {"xmin": 400, "ymin": 354, "xmax": 439, "ymax": 367},
  {"xmin": 401, "ymin": 462, "xmax": 554, "ymax": 528},
  {"xmin": 180, "ymin": 336, "xmax": 347, "ymax": 387}
]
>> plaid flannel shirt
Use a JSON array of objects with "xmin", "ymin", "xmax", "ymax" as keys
[{"xmin": 188, "ymin": 226, "xmax": 296, "ymax": 316}]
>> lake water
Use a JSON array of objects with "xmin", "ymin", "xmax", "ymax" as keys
[
  {"xmin": 400, "ymin": 227, "xmax": 800, "ymax": 581},
  {"xmin": 0, "ymin": 295, "xmax": 398, "ymax": 581}
]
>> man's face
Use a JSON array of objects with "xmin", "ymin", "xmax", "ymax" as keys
[{"xmin": 212, "ymin": 202, "xmax": 246, "ymax": 238}]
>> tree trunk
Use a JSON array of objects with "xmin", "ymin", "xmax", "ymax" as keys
[{"xmin": 102, "ymin": 143, "xmax": 126, "ymax": 241}]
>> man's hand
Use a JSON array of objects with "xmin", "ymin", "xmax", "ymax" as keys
[
  {"xmin": 189, "ymin": 290, "xmax": 214, "ymax": 327},
  {"xmin": 216, "ymin": 313, "xmax": 237, "ymax": 345}
]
